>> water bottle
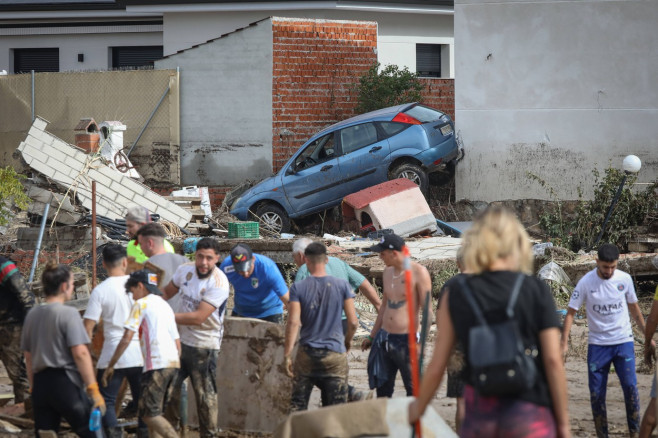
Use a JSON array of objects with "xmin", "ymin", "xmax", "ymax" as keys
[{"xmin": 89, "ymin": 407, "xmax": 102, "ymax": 432}]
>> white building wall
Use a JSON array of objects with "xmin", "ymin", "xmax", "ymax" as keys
[
  {"xmin": 455, "ymin": 0, "xmax": 658, "ymax": 202},
  {"xmin": 0, "ymin": 31, "xmax": 162, "ymax": 72},
  {"xmin": 155, "ymin": 20, "xmax": 273, "ymax": 186},
  {"xmin": 163, "ymin": 10, "xmax": 454, "ymax": 78}
]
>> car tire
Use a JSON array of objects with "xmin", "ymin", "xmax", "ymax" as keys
[
  {"xmin": 255, "ymin": 204, "xmax": 291, "ymax": 234},
  {"xmin": 391, "ymin": 163, "xmax": 429, "ymax": 194}
]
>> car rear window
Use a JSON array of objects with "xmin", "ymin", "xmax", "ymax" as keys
[{"xmin": 403, "ymin": 105, "xmax": 444, "ymax": 123}]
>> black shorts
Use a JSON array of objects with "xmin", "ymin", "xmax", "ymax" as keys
[{"xmin": 447, "ymin": 369, "xmax": 464, "ymax": 398}]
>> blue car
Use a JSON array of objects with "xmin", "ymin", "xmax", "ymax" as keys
[{"xmin": 230, "ymin": 102, "xmax": 460, "ymax": 233}]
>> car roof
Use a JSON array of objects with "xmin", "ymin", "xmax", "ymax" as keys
[{"xmin": 315, "ymin": 102, "xmax": 417, "ymax": 136}]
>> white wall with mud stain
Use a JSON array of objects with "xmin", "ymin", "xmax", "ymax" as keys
[
  {"xmin": 156, "ymin": 19, "xmax": 273, "ymax": 186},
  {"xmin": 454, "ymin": 0, "xmax": 658, "ymax": 202}
]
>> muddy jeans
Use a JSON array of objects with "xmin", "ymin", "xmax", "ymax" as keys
[
  {"xmin": 375, "ymin": 330, "xmax": 413, "ymax": 398},
  {"xmin": 139, "ymin": 368, "xmax": 177, "ymax": 418},
  {"xmin": 290, "ymin": 345, "xmax": 348, "ymax": 412},
  {"xmin": 166, "ymin": 344, "xmax": 219, "ymax": 438},
  {"xmin": 0, "ymin": 324, "xmax": 30, "ymax": 404},
  {"xmin": 588, "ymin": 342, "xmax": 640, "ymax": 438}
]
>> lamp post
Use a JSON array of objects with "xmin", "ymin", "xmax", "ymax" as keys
[{"xmin": 590, "ymin": 155, "xmax": 642, "ymax": 249}]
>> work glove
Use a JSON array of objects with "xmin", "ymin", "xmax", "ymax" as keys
[
  {"xmin": 101, "ymin": 366, "xmax": 114, "ymax": 388},
  {"xmin": 86, "ymin": 382, "xmax": 106, "ymax": 416}
]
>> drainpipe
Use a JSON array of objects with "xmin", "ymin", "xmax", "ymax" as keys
[{"xmin": 28, "ymin": 203, "xmax": 49, "ymax": 283}]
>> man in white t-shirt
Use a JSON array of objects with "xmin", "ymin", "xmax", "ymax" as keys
[
  {"xmin": 562, "ymin": 244, "xmax": 648, "ymax": 438},
  {"xmin": 103, "ymin": 269, "xmax": 181, "ymax": 438},
  {"xmin": 163, "ymin": 237, "xmax": 229, "ymax": 438},
  {"xmin": 83, "ymin": 244, "xmax": 144, "ymax": 438}
]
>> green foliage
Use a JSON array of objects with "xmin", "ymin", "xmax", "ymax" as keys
[
  {"xmin": 355, "ymin": 62, "xmax": 424, "ymax": 114},
  {"xmin": 0, "ymin": 166, "xmax": 30, "ymax": 226},
  {"xmin": 527, "ymin": 167, "xmax": 658, "ymax": 251}
]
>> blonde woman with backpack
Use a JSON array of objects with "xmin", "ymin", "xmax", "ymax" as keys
[{"xmin": 408, "ymin": 206, "xmax": 570, "ymax": 437}]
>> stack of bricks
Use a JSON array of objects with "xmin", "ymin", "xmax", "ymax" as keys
[
  {"xmin": 271, "ymin": 18, "xmax": 377, "ymax": 172},
  {"xmin": 4, "ymin": 249, "xmax": 84, "ymax": 273},
  {"xmin": 419, "ymin": 78, "xmax": 455, "ymax": 121}
]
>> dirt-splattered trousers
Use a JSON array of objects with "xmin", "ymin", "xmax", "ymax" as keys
[
  {"xmin": 290, "ymin": 345, "xmax": 348, "ymax": 412},
  {"xmin": 0, "ymin": 324, "xmax": 30, "ymax": 403},
  {"xmin": 167, "ymin": 344, "xmax": 219, "ymax": 438},
  {"xmin": 588, "ymin": 342, "xmax": 640, "ymax": 438}
]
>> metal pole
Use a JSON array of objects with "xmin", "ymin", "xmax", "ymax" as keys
[
  {"xmin": 31, "ymin": 70, "xmax": 35, "ymax": 122},
  {"xmin": 28, "ymin": 203, "xmax": 49, "ymax": 283},
  {"xmin": 92, "ymin": 181, "xmax": 97, "ymax": 288},
  {"xmin": 126, "ymin": 85, "xmax": 170, "ymax": 157}
]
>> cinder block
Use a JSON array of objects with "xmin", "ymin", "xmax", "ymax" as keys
[
  {"xmin": 32, "ymin": 118, "xmax": 48, "ymax": 132},
  {"xmin": 96, "ymin": 165, "xmax": 122, "ymax": 180},
  {"xmin": 95, "ymin": 186, "xmax": 118, "ymax": 202},
  {"xmin": 45, "ymin": 149, "xmax": 71, "ymax": 166},
  {"xmin": 135, "ymin": 197, "xmax": 158, "ymax": 213},
  {"xmin": 53, "ymin": 171, "xmax": 75, "ymax": 187},
  {"xmin": 120, "ymin": 177, "xmax": 149, "ymax": 198},
  {"xmin": 87, "ymin": 169, "xmax": 113, "ymax": 187},
  {"xmin": 29, "ymin": 160, "xmax": 56, "ymax": 179},
  {"xmin": 21, "ymin": 145, "xmax": 49, "ymax": 165}
]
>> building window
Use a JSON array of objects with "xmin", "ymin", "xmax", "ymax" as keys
[
  {"xmin": 416, "ymin": 44, "xmax": 441, "ymax": 78},
  {"xmin": 111, "ymin": 46, "xmax": 163, "ymax": 69},
  {"xmin": 13, "ymin": 48, "xmax": 59, "ymax": 73}
]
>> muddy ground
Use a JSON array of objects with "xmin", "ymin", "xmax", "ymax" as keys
[{"xmin": 1, "ymin": 295, "xmax": 656, "ymax": 437}]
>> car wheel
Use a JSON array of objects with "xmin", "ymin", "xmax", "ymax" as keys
[
  {"xmin": 255, "ymin": 204, "xmax": 291, "ymax": 234},
  {"xmin": 391, "ymin": 163, "xmax": 429, "ymax": 194}
]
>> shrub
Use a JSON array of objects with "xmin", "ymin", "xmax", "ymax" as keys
[
  {"xmin": 0, "ymin": 166, "xmax": 30, "ymax": 226},
  {"xmin": 355, "ymin": 62, "xmax": 424, "ymax": 114}
]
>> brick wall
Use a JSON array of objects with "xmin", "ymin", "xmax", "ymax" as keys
[
  {"xmin": 271, "ymin": 18, "xmax": 378, "ymax": 172},
  {"xmin": 4, "ymin": 249, "xmax": 84, "ymax": 273},
  {"xmin": 419, "ymin": 78, "xmax": 455, "ymax": 121}
]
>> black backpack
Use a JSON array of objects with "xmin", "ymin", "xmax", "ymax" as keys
[{"xmin": 458, "ymin": 274, "xmax": 538, "ymax": 396}]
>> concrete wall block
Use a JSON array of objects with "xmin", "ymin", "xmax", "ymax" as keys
[
  {"xmin": 96, "ymin": 165, "xmax": 123, "ymax": 181},
  {"xmin": 87, "ymin": 169, "xmax": 113, "ymax": 187},
  {"xmin": 29, "ymin": 160, "xmax": 56, "ymax": 179},
  {"xmin": 22, "ymin": 144, "xmax": 49, "ymax": 165},
  {"xmin": 32, "ymin": 118, "xmax": 48, "ymax": 132},
  {"xmin": 120, "ymin": 177, "xmax": 149, "ymax": 198},
  {"xmin": 95, "ymin": 185, "xmax": 119, "ymax": 202},
  {"xmin": 45, "ymin": 148, "xmax": 70, "ymax": 166},
  {"xmin": 136, "ymin": 197, "xmax": 158, "ymax": 213},
  {"xmin": 53, "ymin": 171, "xmax": 75, "ymax": 187},
  {"xmin": 143, "ymin": 189, "xmax": 165, "ymax": 205},
  {"xmin": 115, "ymin": 194, "xmax": 134, "ymax": 210}
]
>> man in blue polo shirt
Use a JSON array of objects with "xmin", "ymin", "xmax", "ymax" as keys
[{"xmin": 219, "ymin": 244, "xmax": 289, "ymax": 323}]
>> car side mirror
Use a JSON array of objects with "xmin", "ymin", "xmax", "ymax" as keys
[{"xmin": 286, "ymin": 166, "xmax": 297, "ymax": 176}]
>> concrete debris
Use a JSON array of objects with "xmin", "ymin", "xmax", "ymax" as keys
[
  {"xmin": 16, "ymin": 117, "xmax": 191, "ymax": 228},
  {"xmin": 342, "ymin": 179, "xmax": 437, "ymax": 237},
  {"xmin": 0, "ymin": 418, "xmax": 22, "ymax": 434}
]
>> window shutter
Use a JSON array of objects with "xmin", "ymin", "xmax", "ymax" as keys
[
  {"xmin": 416, "ymin": 44, "xmax": 441, "ymax": 78},
  {"xmin": 111, "ymin": 46, "xmax": 163, "ymax": 69},
  {"xmin": 14, "ymin": 48, "xmax": 59, "ymax": 73}
]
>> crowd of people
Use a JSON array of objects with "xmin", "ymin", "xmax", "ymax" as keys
[{"xmin": 0, "ymin": 204, "xmax": 656, "ymax": 437}]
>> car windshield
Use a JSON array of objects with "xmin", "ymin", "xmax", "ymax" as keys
[{"xmin": 403, "ymin": 105, "xmax": 444, "ymax": 123}]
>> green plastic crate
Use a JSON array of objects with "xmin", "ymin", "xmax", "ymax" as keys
[{"xmin": 228, "ymin": 221, "xmax": 259, "ymax": 239}]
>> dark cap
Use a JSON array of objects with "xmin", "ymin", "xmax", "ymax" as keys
[
  {"xmin": 127, "ymin": 269, "xmax": 162, "ymax": 295},
  {"xmin": 367, "ymin": 233, "xmax": 405, "ymax": 252},
  {"xmin": 230, "ymin": 244, "xmax": 253, "ymax": 272}
]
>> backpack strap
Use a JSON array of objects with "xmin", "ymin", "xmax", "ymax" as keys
[
  {"xmin": 458, "ymin": 273, "xmax": 526, "ymax": 324},
  {"xmin": 505, "ymin": 274, "xmax": 526, "ymax": 319},
  {"xmin": 457, "ymin": 275, "xmax": 488, "ymax": 327}
]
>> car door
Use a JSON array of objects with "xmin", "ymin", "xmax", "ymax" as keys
[
  {"xmin": 280, "ymin": 132, "xmax": 344, "ymax": 215},
  {"xmin": 336, "ymin": 122, "xmax": 391, "ymax": 198}
]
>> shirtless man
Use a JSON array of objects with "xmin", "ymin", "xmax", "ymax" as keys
[{"xmin": 361, "ymin": 234, "xmax": 431, "ymax": 398}]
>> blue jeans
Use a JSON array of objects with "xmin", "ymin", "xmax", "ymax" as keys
[
  {"xmin": 97, "ymin": 366, "xmax": 143, "ymax": 428},
  {"xmin": 375, "ymin": 330, "xmax": 413, "ymax": 398},
  {"xmin": 588, "ymin": 342, "xmax": 640, "ymax": 438}
]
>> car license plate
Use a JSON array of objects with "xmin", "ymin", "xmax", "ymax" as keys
[{"xmin": 439, "ymin": 124, "xmax": 453, "ymax": 136}]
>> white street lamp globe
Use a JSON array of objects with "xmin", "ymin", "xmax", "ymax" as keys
[{"xmin": 622, "ymin": 155, "xmax": 641, "ymax": 174}]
